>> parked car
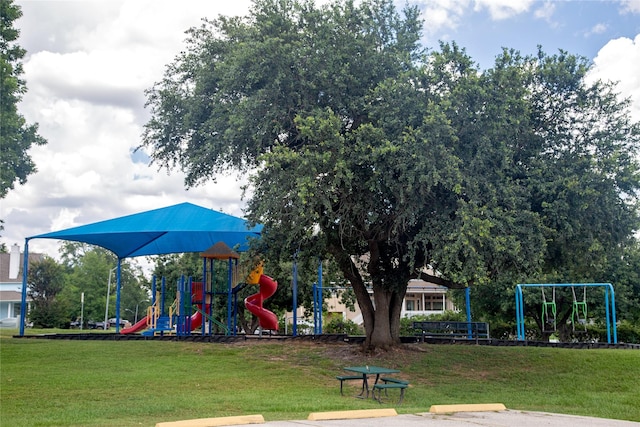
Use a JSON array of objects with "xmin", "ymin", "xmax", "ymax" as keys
[
  {"xmin": 87, "ymin": 320, "xmax": 109, "ymax": 329},
  {"xmin": 108, "ymin": 318, "xmax": 131, "ymax": 328},
  {"xmin": 0, "ymin": 318, "xmax": 18, "ymax": 328}
]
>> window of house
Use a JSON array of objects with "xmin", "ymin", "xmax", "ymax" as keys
[{"xmin": 424, "ymin": 295, "xmax": 446, "ymax": 311}]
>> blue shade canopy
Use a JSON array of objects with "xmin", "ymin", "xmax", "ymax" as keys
[{"xmin": 29, "ymin": 202, "xmax": 262, "ymax": 258}]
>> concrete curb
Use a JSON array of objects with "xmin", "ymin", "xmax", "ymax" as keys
[
  {"xmin": 155, "ymin": 414, "xmax": 265, "ymax": 427},
  {"xmin": 429, "ymin": 403, "xmax": 507, "ymax": 414},
  {"xmin": 308, "ymin": 409, "xmax": 398, "ymax": 421}
]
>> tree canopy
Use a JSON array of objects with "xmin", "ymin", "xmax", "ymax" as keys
[
  {"xmin": 58, "ymin": 242, "xmax": 150, "ymax": 326},
  {"xmin": 27, "ymin": 257, "xmax": 68, "ymax": 328},
  {"xmin": 142, "ymin": 0, "xmax": 640, "ymax": 349},
  {"xmin": 0, "ymin": 0, "xmax": 46, "ymax": 199}
]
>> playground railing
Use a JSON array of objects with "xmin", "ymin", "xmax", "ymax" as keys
[{"xmin": 412, "ymin": 321, "xmax": 490, "ymax": 342}]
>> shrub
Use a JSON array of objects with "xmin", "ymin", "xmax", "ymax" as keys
[
  {"xmin": 324, "ymin": 317, "xmax": 363, "ymax": 335},
  {"xmin": 400, "ymin": 310, "xmax": 467, "ymax": 336}
]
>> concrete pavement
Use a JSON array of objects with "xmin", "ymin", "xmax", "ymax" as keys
[
  {"xmin": 260, "ymin": 411, "xmax": 640, "ymax": 427},
  {"xmin": 157, "ymin": 408, "xmax": 640, "ymax": 427}
]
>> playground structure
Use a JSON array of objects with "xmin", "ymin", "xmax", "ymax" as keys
[
  {"xmin": 120, "ymin": 242, "xmax": 278, "ymax": 336},
  {"xmin": 515, "ymin": 283, "xmax": 618, "ymax": 344},
  {"xmin": 244, "ymin": 261, "xmax": 279, "ymax": 330}
]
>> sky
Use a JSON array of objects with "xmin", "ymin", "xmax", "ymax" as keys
[{"xmin": 2, "ymin": 0, "xmax": 640, "ymax": 267}]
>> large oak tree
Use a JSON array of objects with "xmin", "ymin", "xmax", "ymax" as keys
[{"xmin": 142, "ymin": 0, "xmax": 640, "ymax": 349}]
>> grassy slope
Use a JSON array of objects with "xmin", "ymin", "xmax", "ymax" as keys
[{"xmin": 1, "ymin": 331, "xmax": 638, "ymax": 427}]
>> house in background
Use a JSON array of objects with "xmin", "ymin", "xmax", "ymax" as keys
[
  {"xmin": 309, "ymin": 278, "xmax": 457, "ymax": 328},
  {"xmin": 0, "ymin": 244, "xmax": 44, "ymax": 327}
]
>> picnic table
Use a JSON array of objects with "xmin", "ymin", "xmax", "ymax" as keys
[{"xmin": 338, "ymin": 366, "xmax": 408, "ymax": 403}]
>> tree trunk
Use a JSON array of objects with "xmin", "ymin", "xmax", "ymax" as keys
[
  {"xmin": 369, "ymin": 285, "xmax": 394, "ymax": 349},
  {"xmin": 367, "ymin": 283, "xmax": 407, "ymax": 349},
  {"xmin": 328, "ymin": 243, "xmax": 408, "ymax": 351}
]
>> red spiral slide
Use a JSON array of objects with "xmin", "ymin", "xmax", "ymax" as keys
[{"xmin": 245, "ymin": 274, "xmax": 279, "ymax": 330}]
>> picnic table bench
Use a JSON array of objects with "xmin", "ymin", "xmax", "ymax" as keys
[
  {"xmin": 373, "ymin": 377, "xmax": 409, "ymax": 404},
  {"xmin": 338, "ymin": 366, "xmax": 409, "ymax": 404},
  {"xmin": 413, "ymin": 321, "xmax": 489, "ymax": 342},
  {"xmin": 336, "ymin": 375, "xmax": 363, "ymax": 395}
]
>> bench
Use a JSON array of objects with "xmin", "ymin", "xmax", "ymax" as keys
[
  {"xmin": 373, "ymin": 378, "xmax": 409, "ymax": 404},
  {"xmin": 381, "ymin": 377, "xmax": 409, "ymax": 385},
  {"xmin": 336, "ymin": 375, "xmax": 363, "ymax": 395},
  {"xmin": 412, "ymin": 321, "xmax": 489, "ymax": 342}
]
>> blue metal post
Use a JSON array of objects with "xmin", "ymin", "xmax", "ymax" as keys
[
  {"xmin": 209, "ymin": 259, "xmax": 214, "ymax": 335},
  {"xmin": 188, "ymin": 276, "xmax": 193, "ymax": 336},
  {"xmin": 292, "ymin": 252, "xmax": 298, "ymax": 336},
  {"xmin": 317, "ymin": 259, "xmax": 323, "ymax": 335},
  {"xmin": 515, "ymin": 285, "xmax": 523, "ymax": 341},
  {"xmin": 233, "ymin": 289, "xmax": 239, "ymax": 336},
  {"xmin": 114, "ymin": 260, "xmax": 122, "ymax": 333},
  {"xmin": 609, "ymin": 284, "xmax": 618, "ymax": 344},
  {"xmin": 160, "ymin": 276, "xmax": 166, "ymax": 316},
  {"xmin": 312, "ymin": 283, "xmax": 317, "ymax": 334},
  {"xmin": 605, "ymin": 285, "xmax": 611, "ymax": 344},
  {"xmin": 605, "ymin": 284, "xmax": 618, "ymax": 344},
  {"xmin": 313, "ymin": 283, "xmax": 321, "ymax": 335},
  {"xmin": 465, "ymin": 287, "xmax": 472, "ymax": 338},
  {"xmin": 232, "ymin": 258, "xmax": 238, "ymax": 336},
  {"xmin": 227, "ymin": 258, "xmax": 233, "ymax": 335},
  {"xmin": 19, "ymin": 239, "xmax": 30, "ymax": 336},
  {"xmin": 202, "ymin": 257, "xmax": 207, "ymax": 337},
  {"xmin": 151, "ymin": 276, "xmax": 157, "ymax": 305}
]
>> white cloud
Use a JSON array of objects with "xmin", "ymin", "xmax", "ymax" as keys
[
  {"xmin": 534, "ymin": 1, "xmax": 556, "ymax": 25},
  {"xmin": 3, "ymin": 1, "xmax": 255, "ymax": 260},
  {"xmin": 587, "ymin": 34, "xmax": 640, "ymax": 122},
  {"xmin": 534, "ymin": 2, "xmax": 553, "ymax": 19},
  {"xmin": 585, "ymin": 23, "xmax": 608, "ymax": 38},
  {"xmin": 414, "ymin": 0, "xmax": 535, "ymax": 39},
  {"xmin": 620, "ymin": 0, "xmax": 640, "ymax": 14},
  {"xmin": 415, "ymin": 0, "xmax": 471, "ymax": 34},
  {"xmin": 474, "ymin": 0, "xmax": 534, "ymax": 20}
]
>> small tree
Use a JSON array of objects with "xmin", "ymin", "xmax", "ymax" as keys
[{"xmin": 27, "ymin": 257, "xmax": 68, "ymax": 328}]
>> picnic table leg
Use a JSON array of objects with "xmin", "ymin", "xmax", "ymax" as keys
[
  {"xmin": 362, "ymin": 374, "xmax": 381, "ymax": 399},
  {"xmin": 357, "ymin": 374, "xmax": 368, "ymax": 398}
]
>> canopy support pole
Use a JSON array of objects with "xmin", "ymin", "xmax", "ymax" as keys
[
  {"xmin": 19, "ymin": 238, "xmax": 30, "ymax": 336},
  {"xmin": 465, "ymin": 286, "xmax": 472, "ymax": 338},
  {"xmin": 292, "ymin": 251, "xmax": 299, "ymax": 337},
  {"xmin": 115, "ymin": 259, "xmax": 123, "ymax": 333}
]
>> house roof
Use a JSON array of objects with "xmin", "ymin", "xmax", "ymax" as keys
[
  {"xmin": 0, "ymin": 290, "xmax": 24, "ymax": 302},
  {"xmin": 0, "ymin": 252, "xmax": 44, "ymax": 283},
  {"xmin": 29, "ymin": 202, "xmax": 262, "ymax": 259}
]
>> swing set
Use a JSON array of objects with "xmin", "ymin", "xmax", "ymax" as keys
[{"xmin": 515, "ymin": 283, "xmax": 617, "ymax": 344}]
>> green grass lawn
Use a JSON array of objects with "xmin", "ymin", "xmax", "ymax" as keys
[{"xmin": 1, "ymin": 329, "xmax": 639, "ymax": 427}]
